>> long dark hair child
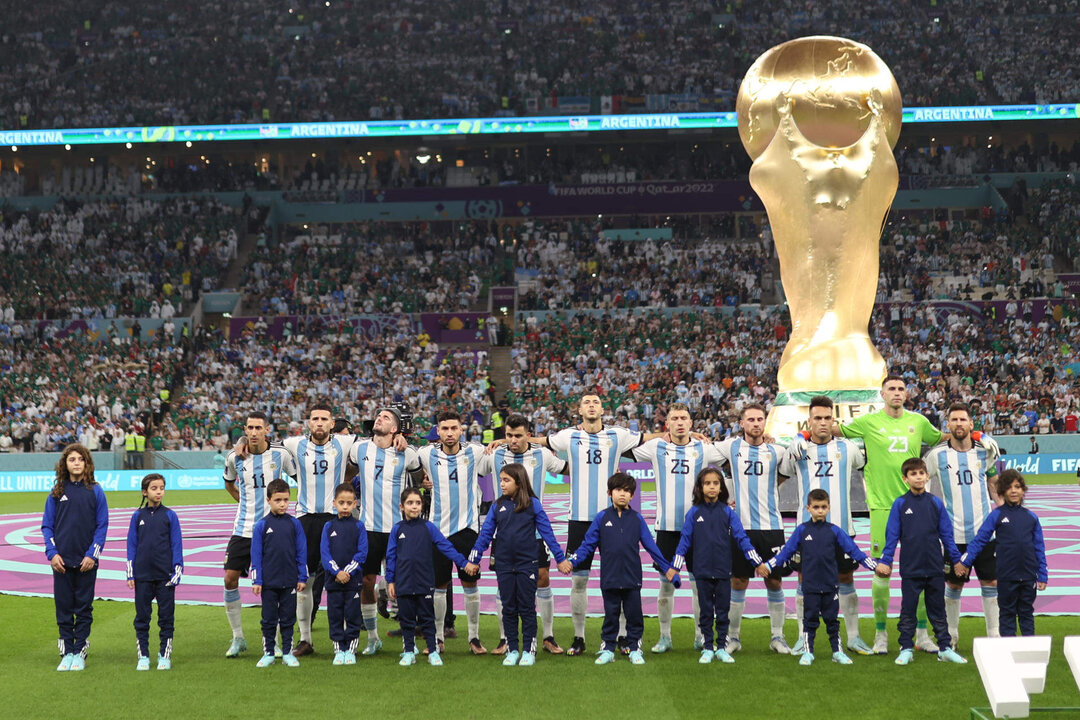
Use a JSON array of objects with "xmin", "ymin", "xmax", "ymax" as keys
[
  {"xmin": 467, "ymin": 463, "xmax": 570, "ymax": 666},
  {"xmin": 956, "ymin": 469, "xmax": 1047, "ymax": 636},
  {"xmin": 41, "ymin": 443, "xmax": 108, "ymax": 672},
  {"xmin": 673, "ymin": 467, "xmax": 762, "ymax": 664},
  {"xmin": 126, "ymin": 473, "xmax": 184, "ymax": 670}
]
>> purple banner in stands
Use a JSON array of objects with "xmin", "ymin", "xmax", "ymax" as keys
[
  {"xmin": 419, "ymin": 313, "xmax": 491, "ymax": 344},
  {"xmin": 228, "ymin": 314, "xmax": 416, "ymax": 340},
  {"xmin": 345, "ymin": 180, "xmax": 762, "ymax": 217}
]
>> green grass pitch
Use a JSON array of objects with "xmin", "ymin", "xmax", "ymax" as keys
[{"xmin": 3, "ymin": 595, "xmax": 1078, "ymax": 720}]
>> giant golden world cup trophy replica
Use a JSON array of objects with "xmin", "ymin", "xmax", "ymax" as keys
[{"xmin": 737, "ymin": 36, "xmax": 900, "ymax": 440}]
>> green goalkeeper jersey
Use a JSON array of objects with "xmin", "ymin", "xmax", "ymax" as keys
[{"xmin": 839, "ymin": 409, "xmax": 942, "ymax": 510}]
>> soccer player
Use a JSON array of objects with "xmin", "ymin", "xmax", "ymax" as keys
[
  {"xmin": 714, "ymin": 402, "xmax": 791, "ymax": 655},
  {"xmin": 512, "ymin": 393, "xmax": 648, "ymax": 656},
  {"xmin": 280, "ymin": 402, "xmax": 360, "ymax": 656},
  {"xmin": 349, "ymin": 407, "xmax": 423, "ymax": 656},
  {"xmin": 924, "ymin": 402, "xmax": 1001, "ymax": 647},
  {"xmin": 222, "ymin": 412, "xmax": 297, "ymax": 658},
  {"xmin": 835, "ymin": 375, "xmax": 944, "ymax": 654},
  {"xmin": 416, "ymin": 409, "xmax": 494, "ymax": 654},
  {"xmin": 782, "ymin": 395, "xmax": 871, "ymax": 655},
  {"xmin": 631, "ymin": 402, "xmax": 724, "ymax": 653},
  {"xmin": 490, "ymin": 413, "xmax": 569, "ymax": 654}
]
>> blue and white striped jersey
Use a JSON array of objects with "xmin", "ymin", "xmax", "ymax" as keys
[
  {"xmin": 283, "ymin": 434, "xmax": 358, "ymax": 517},
  {"xmin": 349, "ymin": 440, "xmax": 421, "ymax": 533},
  {"xmin": 633, "ymin": 438, "xmax": 723, "ymax": 531},
  {"xmin": 779, "ymin": 438, "xmax": 864, "ymax": 535},
  {"xmin": 714, "ymin": 438, "xmax": 786, "ymax": 531},
  {"xmin": 224, "ymin": 445, "xmax": 298, "ymax": 537},
  {"xmin": 548, "ymin": 426, "xmax": 642, "ymax": 522},
  {"xmin": 491, "ymin": 445, "xmax": 566, "ymax": 502},
  {"xmin": 417, "ymin": 443, "xmax": 494, "ymax": 537},
  {"xmin": 924, "ymin": 442, "xmax": 999, "ymax": 544}
]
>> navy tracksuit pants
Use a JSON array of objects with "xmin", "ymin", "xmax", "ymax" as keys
[
  {"xmin": 326, "ymin": 586, "xmax": 364, "ymax": 653},
  {"xmin": 803, "ymin": 591, "xmax": 841, "ymax": 652},
  {"xmin": 54, "ymin": 566, "xmax": 96, "ymax": 656},
  {"xmin": 261, "ymin": 587, "xmax": 297, "ymax": 655},
  {"xmin": 601, "ymin": 588, "xmax": 643, "ymax": 653},
  {"xmin": 397, "ymin": 593, "xmax": 437, "ymax": 653},
  {"xmin": 898, "ymin": 575, "xmax": 950, "ymax": 651},
  {"xmin": 998, "ymin": 579, "xmax": 1038, "ymax": 637},
  {"xmin": 134, "ymin": 580, "xmax": 175, "ymax": 658},
  {"xmin": 695, "ymin": 577, "xmax": 732, "ymax": 652},
  {"xmin": 497, "ymin": 569, "xmax": 538, "ymax": 653}
]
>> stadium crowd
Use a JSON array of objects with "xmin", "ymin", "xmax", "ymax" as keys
[
  {"xmin": 242, "ymin": 221, "xmax": 512, "ymax": 316},
  {"xmin": 0, "ymin": 196, "xmax": 242, "ymax": 320},
  {"xmin": 2, "ymin": 1, "xmax": 1079, "ymax": 131}
]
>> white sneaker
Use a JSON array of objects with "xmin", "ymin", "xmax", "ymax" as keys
[
  {"xmin": 650, "ymin": 635, "xmax": 672, "ymax": 654},
  {"xmin": 872, "ymin": 631, "xmax": 889, "ymax": 655},
  {"xmin": 769, "ymin": 636, "xmax": 792, "ymax": 654},
  {"xmin": 915, "ymin": 629, "xmax": 938, "ymax": 653},
  {"xmin": 724, "ymin": 637, "xmax": 742, "ymax": 654}
]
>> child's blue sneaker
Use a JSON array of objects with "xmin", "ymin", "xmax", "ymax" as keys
[
  {"xmin": 282, "ymin": 654, "xmax": 300, "ymax": 668},
  {"xmin": 502, "ymin": 650, "xmax": 520, "ymax": 666},
  {"xmin": 698, "ymin": 649, "xmax": 715, "ymax": 664},
  {"xmin": 594, "ymin": 650, "xmax": 616, "ymax": 665},
  {"xmin": 343, "ymin": 650, "xmax": 357, "ymax": 665},
  {"xmin": 518, "ymin": 651, "xmax": 536, "ymax": 667},
  {"xmin": 832, "ymin": 651, "xmax": 853, "ymax": 665},
  {"xmin": 332, "ymin": 651, "xmax": 346, "ymax": 666},
  {"xmin": 895, "ymin": 648, "xmax": 915, "ymax": 666},
  {"xmin": 715, "ymin": 649, "xmax": 735, "ymax": 664},
  {"xmin": 938, "ymin": 648, "xmax": 968, "ymax": 664},
  {"xmin": 399, "ymin": 651, "xmax": 416, "ymax": 666},
  {"xmin": 256, "ymin": 654, "xmax": 275, "ymax": 668},
  {"xmin": 428, "ymin": 651, "xmax": 443, "ymax": 666},
  {"xmin": 57, "ymin": 654, "xmax": 75, "ymax": 672},
  {"xmin": 70, "ymin": 655, "xmax": 86, "ymax": 671},
  {"xmin": 136, "ymin": 656, "xmax": 150, "ymax": 671},
  {"xmin": 628, "ymin": 650, "xmax": 645, "ymax": 665},
  {"xmin": 798, "ymin": 651, "xmax": 814, "ymax": 666},
  {"xmin": 156, "ymin": 655, "xmax": 171, "ymax": 671}
]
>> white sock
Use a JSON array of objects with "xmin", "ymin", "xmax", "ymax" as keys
[
  {"xmin": 657, "ymin": 580, "xmax": 675, "ymax": 638},
  {"xmin": 728, "ymin": 589, "xmax": 746, "ymax": 641},
  {"xmin": 767, "ymin": 589, "xmax": 787, "ymax": 638},
  {"xmin": 464, "ymin": 587, "xmax": 481, "ymax": 641},
  {"xmin": 982, "ymin": 587, "xmax": 1000, "ymax": 638},
  {"xmin": 434, "ymin": 588, "xmax": 447, "ymax": 643},
  {"xmin": 537, "ymin": 587, "xmax": 555, "ymax": 639},
  {"xmin": 571, "ymin": 574, "xmax": 588, "ymax": 638},
  {"xmin": 945, "ymin": 593, "xmax": 961, "ymax": 644},
  {"xmin": 494, "ymin": 593, "xmax": 506, "ymax": 640},
  {"xmin": 224, "ymin": 588, "xmax": 244, "ymax": 638},
  {"xmin": 691, "ymin": 579, "xmax": 703, "ymax": 641},
  {"xmin": 796, "ymin": 587, "xmax": 804, "ymax": 636},
  {"xmin": 361, "ymin": 603, "xmax": 378, "ymax": 640},
  {"xmin": 839, "ymin": 584, "xmax": 859, "ymax": 643},
  {"xmin": 296, "ymin": 586, "xmax": 313, "ymax": 643}
]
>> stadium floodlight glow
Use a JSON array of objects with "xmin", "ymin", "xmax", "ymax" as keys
[{"xmin": 0, "ymin": 102, "xmax": 1077, "ymax": 148}]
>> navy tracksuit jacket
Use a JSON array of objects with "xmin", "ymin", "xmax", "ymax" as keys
[
  {"xmin": 962, "ymin": 501, "xmax": 1048, "ymax": 636},
  {"xmin": 126, "ymin": 504, "xmax": 184, "ymax": 658},
  {"xmin": 251, "ymin": 511, "xmax": 308, "ymax": 655},
  {"xmin": 386, "ymin": 517, "xmax": 469, "ymax": 653},
  {"xmin": 469, "ymin": 496, "xmax": 566, "ymax": 652},
  {"xmin": 768, "ymin": 519, "xmax": 876, "ymax": 652},
  {"xmin": 320, "ymin": 515, "xmax": 369, "ymax": 651},
  {"xmin": 41, "ymin": 480, "xmax": 109, "ymax": 656},
  {"xmin": 879, "ymin": 489, "xmax": 961, "ymax": 651},
  {"xmin": 569, "ymin": 505, "xmax": 674, "ymax": 652},
  {"xmin": 672, "ymin": 501, "xmax": 763, "ymax": 651}
]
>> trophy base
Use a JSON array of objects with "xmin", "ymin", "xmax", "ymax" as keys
[{"xmin": 766, "ymin": 390, "xmax": 883, "ymax": 445}]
